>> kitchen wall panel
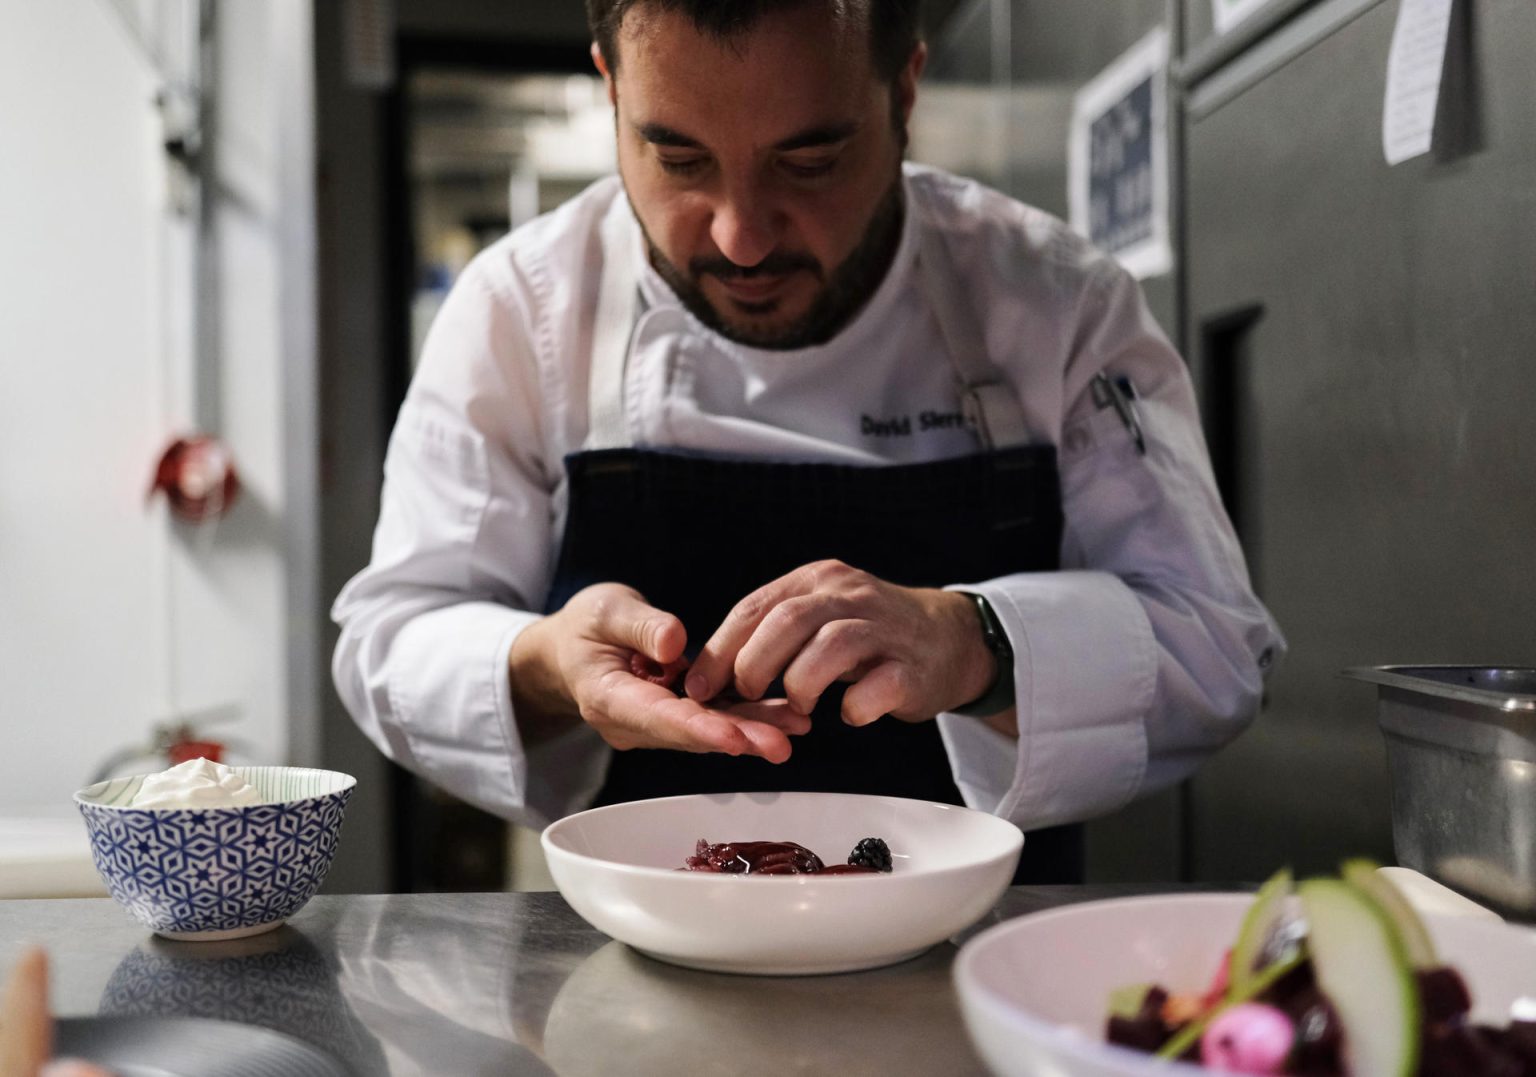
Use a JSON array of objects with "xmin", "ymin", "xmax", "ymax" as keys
[
  {"xmin": 1182, "ymin": 0, "xmax": 1536, "ymax": 880},
  {"xmin": 0, "ymin": 1, "xmax": 316, "ymax": 822}
]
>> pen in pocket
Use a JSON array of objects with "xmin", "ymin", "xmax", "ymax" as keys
[{"xmin": 1091, "ymin": 372, "xmax": 1146, "ymax": 455}]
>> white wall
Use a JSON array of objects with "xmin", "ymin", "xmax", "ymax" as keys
[{"xmin": 0, "ymin": 0, "xmax": 316, "ymax": 810}]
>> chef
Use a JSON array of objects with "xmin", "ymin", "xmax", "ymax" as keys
[{"xmin": 332, "ymin": 0, "xmax": 1284, "ymax": 882}]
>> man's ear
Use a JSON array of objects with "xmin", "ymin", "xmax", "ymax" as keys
[
  {"xmin": 591, "ymin": 42, "xmax": 617, "ymax": 106},
  {"xmin": 896, "ymin": 41, "xmax": 927, "ymax": 125}
]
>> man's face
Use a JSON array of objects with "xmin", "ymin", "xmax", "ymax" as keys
[{"xmin": 598, "ymin": 3, "xmax": 924, "ymax": 349}]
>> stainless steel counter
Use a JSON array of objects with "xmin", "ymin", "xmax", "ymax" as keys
[{"xmin": 0, "ymin": 886, "xmax": 1217, "ymax": 1075}]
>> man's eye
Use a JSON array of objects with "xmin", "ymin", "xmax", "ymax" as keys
[
  {"xmin": 781, "ymin": 155, "xmax": 838, "ymax": 179},
  {"xmin": 658, "ymin": 156, "xmax": 708, "ymax": 176}
]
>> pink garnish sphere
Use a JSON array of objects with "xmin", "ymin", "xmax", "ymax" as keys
[{"xmin": 1200, "ymin": 1003, "xmax": 1294, "ymax": 1074}]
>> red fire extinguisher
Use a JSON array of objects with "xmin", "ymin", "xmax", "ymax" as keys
[{"xmin": 148, "ymin": 434, "xmax": 240, "ymax": 522}]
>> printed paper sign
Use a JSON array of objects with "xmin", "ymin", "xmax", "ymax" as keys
[
  {"xmin": 1069, "ymin": 28, "xmax": 1173, "ymax": 280},
  {"xmin": 1382, "ymin": 0, "xmax": 1455, "ymax": 165}
]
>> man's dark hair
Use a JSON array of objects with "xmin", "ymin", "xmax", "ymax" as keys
[{"xmin": 586, "ymin": 0, "xmax": 923, "ymax": 84}]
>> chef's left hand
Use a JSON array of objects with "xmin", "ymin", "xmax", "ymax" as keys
[{"xmin": 685, "ymin": 560, "xmax": 997, "ymax": 725}]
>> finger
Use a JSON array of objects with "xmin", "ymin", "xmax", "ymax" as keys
[
  {"xmin": 716, "ymin": 698, "xmax": 814, "ymax": 737},
  {"xmin": 589, "ymin": 590, "xmax": 687, "ymax": 665},
  {"xmin": 598, "ymin": 675, "xmax": 798, "ymax": 762},
  {"xmin": 780, "ymin": 619, "xmax": 880, "ymax": 715},
  {"xmin": 729, "ymin": 593, "xmax": 869, "ymax": 702},
  {"xmin": 0, "ymin": 947, "xmax": 52, "ymax": 1076},
  {"xmin": 598, "ymin": 674, "xmax": 753, "ymax": 755},
  {"xmin": 730, "ymin": 719, "xmax": 796, "ymax": 764},
  {"xmin": 649, "ymin": 699, "xmax": 798, "ymax": 764},
  {"xmin": 840, "ymin": 660, "xmax": 912, "ymax": 727},
  {"xmin": 686, "ymin": 564, "xmax": 823, "ymax": 701}
]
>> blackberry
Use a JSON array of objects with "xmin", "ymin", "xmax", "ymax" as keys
[{"xmin": 847, "ymin": 837, "xmax": 892, "ymax": 873}]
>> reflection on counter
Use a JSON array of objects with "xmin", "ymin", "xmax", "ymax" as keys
[
  {"xmin": 328, "ymin": 895, "xmax": 564, "ymax": 1075},
  {"xmin": 543, "ymin": 941, "xmax": 981, "ymax": 1077},
  {"xmin": 99, "ymin": 927, "xmax": 386, "ymax": 1073}
]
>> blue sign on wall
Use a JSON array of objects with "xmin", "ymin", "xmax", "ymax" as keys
[
  {"xmin": 1088, "ymin": 76, "xmax": 1155, "ymax": 256},
  {"xmin": 1069, "ymin": 30, "xmax": 1172, "ymax": 279}
]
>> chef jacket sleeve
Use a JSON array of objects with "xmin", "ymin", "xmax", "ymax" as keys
[
  {"xmin": 936, "ymin": 260, "xmax": 1285, "ymax": 830},
  {"xmin": 331, "ymin": 257, "xmax": 608, "ymax": 830}
]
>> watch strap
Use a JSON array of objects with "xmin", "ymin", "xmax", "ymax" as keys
[{"xmin": 951, "ymin": 591, "xmax": 1015, "ymax": 718}]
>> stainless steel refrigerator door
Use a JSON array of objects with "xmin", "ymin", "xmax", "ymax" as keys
[
  {"xmin": 1181, "ymin": 0, "xmax": 1536, "ymax": 881},
  {"xmin": 1182, "ymin": 0, "xmax": 1318, "ymax": 73}
]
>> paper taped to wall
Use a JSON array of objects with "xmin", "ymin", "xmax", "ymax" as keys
[{"xmin": 1383, "ymin": 0, "xmax": 1455, "ymax": 165}]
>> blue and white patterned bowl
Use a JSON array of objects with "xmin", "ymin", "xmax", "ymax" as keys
[{"xmin": 74, "ymin": 766, "xmax": 355, "ymax": 941}]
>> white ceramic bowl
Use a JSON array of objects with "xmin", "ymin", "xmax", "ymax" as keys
[
  {"xmin": 954, "ymin": 892, "xmax": 1536, "ymax": 1077},
  {"xmin": 541, "ymin": 792, "xmax": 1023, "ymax": 975},
  {"xmin": 74, "ymin": 766, "xmax": 356, "ymax": 941}
]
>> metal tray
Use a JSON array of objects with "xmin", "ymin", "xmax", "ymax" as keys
[
  {"xmin": 1345, "ymin": 665, "xmax": 1536, "ymax": 919},
  {"xmin": 1346, "ymin": 665, "xmax": 1536, "ymax": 709}
]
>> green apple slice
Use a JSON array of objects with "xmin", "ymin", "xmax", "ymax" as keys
[
  {"xmin": 1341, "ymin": 859, "xmax": 1438, "ymax": 969},
  {"xmin": 1299, "ymin": 878, "xmax": 1421, "ymax": 1077},
  {"xmin": 1228, "ymin": 867, "xmax": 1295, "ymax": 998}
]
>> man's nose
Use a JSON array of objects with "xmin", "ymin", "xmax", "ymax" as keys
[{"xmin": 708, "ymin": 188, "xmax": 780, "ymax": 269}]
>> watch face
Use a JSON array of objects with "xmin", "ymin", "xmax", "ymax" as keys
[{"xmin": 970, "ymin": 594, "xmax": 1010, "ymax": 657}]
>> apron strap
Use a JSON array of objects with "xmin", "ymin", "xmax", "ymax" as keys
[
  {"xmin": 588, "ymin": 187, "xmax": 1034, "ymax": 452},
  {"xmin": 916, "ymin": 222, "xmax": 1033, "ymax": 450},
  {"xmin": 587, "ymin": 197, "xmax": 641, "ymax": 450}
]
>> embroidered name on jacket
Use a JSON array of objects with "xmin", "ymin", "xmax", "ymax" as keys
[{"xmin": 860, "ymin": 410, "xmax": 967, "ymax": 437}]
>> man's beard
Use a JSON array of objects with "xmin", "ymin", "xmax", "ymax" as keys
[{"xmin": 639, "ymin": 177, "xmax": 906, "ymax": 351}]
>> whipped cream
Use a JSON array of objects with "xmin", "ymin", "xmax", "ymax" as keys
[{"xmin": 130, "ymin": 758, "xmax": 262, "ymax": 809}]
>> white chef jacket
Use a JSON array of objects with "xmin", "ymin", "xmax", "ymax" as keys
[{"xmin": 331, "ymin": 162, "xmax": 1284, "ymax": 832}]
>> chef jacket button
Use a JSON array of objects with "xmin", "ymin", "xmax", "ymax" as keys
[
  {"xmin": 1258, "ymin": 647, "xmax": 1274, "ymax": 670},
  {"xmin": 1064, "ymin": 427, "xmax": 1091, "ymax": 455}
]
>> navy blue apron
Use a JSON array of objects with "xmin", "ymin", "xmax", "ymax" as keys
[{"xmin": 541, "ymin": 197, "xmax": 1084, "ymax": 883}]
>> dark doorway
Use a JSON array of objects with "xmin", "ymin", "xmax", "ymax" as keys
[{"xmin": 383, "ymin": 36, "xmax": 601, "ymax": 893}]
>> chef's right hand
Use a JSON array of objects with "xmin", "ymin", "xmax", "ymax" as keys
[{"xmin": 509, "ymin": 583, "xmax": 810, "ymax": 762}]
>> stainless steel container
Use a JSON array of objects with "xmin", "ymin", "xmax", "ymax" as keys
[{"xmin": 1346, "ymin": 666, "xmax": 1536, "ymax": 919}]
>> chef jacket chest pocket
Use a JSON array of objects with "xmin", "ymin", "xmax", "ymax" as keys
[{"xmin": 1060, "ymin": 386, "xmax": 1148, "ymax": 468}]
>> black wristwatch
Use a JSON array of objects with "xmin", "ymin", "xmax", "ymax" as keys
[{"xmin": 952, "ymin": 592, "xmax": 1015, "ymax": 718}]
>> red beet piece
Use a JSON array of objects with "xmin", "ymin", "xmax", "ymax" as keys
[
  {"xmin": 630, "ymin": 652, "xmax": 690, "ymax": 690},
  {"xmin": 1418, "ymin": 966, "xmax": 1474, "ymax": 1025},
  {"xmin": 684, "ymin": 840, "xmax": 826, "ymax": 874}
]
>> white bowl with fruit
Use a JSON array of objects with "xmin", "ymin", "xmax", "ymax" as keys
[
  {"xmin": 541, "ymin": 791, "xmax": 1023, "ymax": 975},
  {"xmin": 954, "ymin": 862, "xmax": 1536, "ymax": 1076}
]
